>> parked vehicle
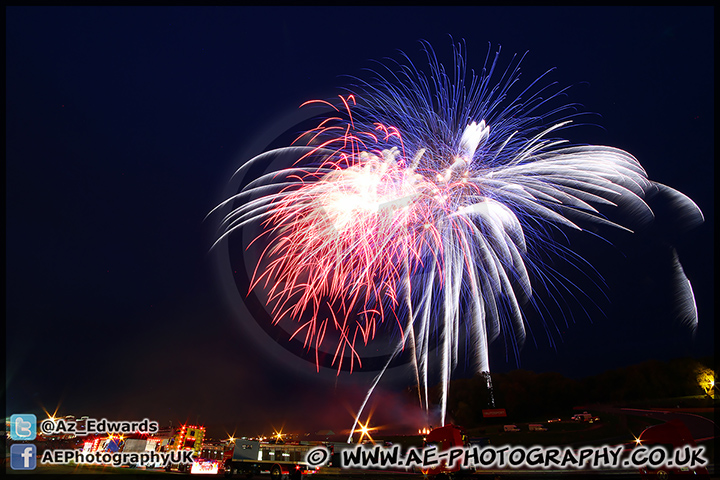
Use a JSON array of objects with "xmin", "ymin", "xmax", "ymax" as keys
[
  {"xmin": 636, "ymin": 420, "xmax": 709, "ymax": 478},
  {"xmin": 222, "ymin": 438, "xmax": 317, "ymax": 479},
  {"xmin": 422, "ymin": 424, "xmax": 468, "ymax": 478},
  {"xmin": 571, "ymin": 412, "xmax": 593, "ymax": 422}
]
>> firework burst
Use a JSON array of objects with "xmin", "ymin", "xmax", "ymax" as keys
[{"xmin": 211, "ymin": 41, "xmax": 702, "ymax": 435}]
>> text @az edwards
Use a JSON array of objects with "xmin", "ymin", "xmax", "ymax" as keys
[
  {"xmin": 39, "ymin": 418, "xmax": 158, "ymax": 436},
  {"xmin": 305, "ymin": 444, "xmax": 709, "ymax": 471}
]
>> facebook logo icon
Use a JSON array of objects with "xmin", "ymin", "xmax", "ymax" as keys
[
  {"xmin": 10, "ymin": 413, "xmax": 36, "ymax": 440},
  {"xmin": 10, "ymin": 444, "xmax": 37, "ymax": 470}
]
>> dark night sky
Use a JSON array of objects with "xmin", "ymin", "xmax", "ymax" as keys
[{"xmin": 6, "ymin": 7, "xmax": 714, "ymax": 438}]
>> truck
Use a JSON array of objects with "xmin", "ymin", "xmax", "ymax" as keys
[
  {"xmin": 571, "ymin": 412, "xmax": 593, "ymax": 422},
  {"xmin": 190, "ymin": 442, "xmax": 234, "ymax": 475},
  {"xmin": 165, "ymin": 424, "xmax": 207, "ymax": 473},
  {"xmin": 121, "ymin": 438, "xmax": 164, "ymax": 468},
  {"xmin": 635, "ymin": 419, "xmax": 709, "ymax": 478},
  {"xmin": 221, "ymin": 438, "xmax": 318, "ymax": 479},
  {"xmin": 420, "ymin": 424, "xmax": 494, "ymax": 478},
  {"xmin": 422, "ymin": 424, "xmax": 468, "ymax": 478}
]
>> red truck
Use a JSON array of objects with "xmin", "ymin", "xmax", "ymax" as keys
[
  {"xmin": 421, "ymin": 424, "xmax": 468, "ymax": 478},
  {"xmin": 636, "ymin": 419, "xmax": 709, "ymax": 478}
]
